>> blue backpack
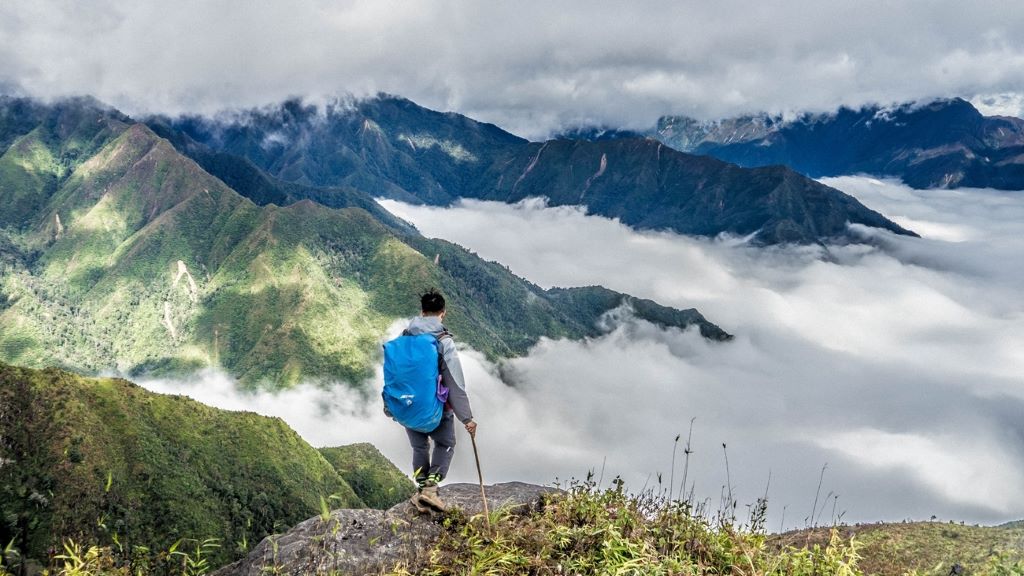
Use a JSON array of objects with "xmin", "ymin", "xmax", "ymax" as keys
[{"xmin": 382, "ymin": 332, "xmax": 450, "ymax": 433}]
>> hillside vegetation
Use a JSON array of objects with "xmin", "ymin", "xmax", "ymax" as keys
[
  {"xmin": 771, "ymin": 521, "xmax": 1024, "ymax": 576},
  {"xmin": 0, "ymin": 97, "xmax": 726, "ymax": 387},
  {"xmin": 404, "ymin": 485, "xmax": 1023, "ymax": 576},
  {"xmin": 211, "ymin": 478, "xmax": 1024, "ymax": 576},
  {"xmin": 318, "ymin": 443, "xmax": 416, "ymax": 509},
  {"xmin": 0, "ymin": 362, "xmax": 408, "ymax": 570},
  {"xmin": 2, "ymin": 361, "xmax": 1020, "ymax": 576}
]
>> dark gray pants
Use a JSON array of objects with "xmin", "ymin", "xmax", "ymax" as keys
[{"xmin": 406, "ymin": 411, "xmax": 456, "ymax": 483}]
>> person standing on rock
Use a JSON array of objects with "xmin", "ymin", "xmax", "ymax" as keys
[{"xmin": 382, "ymin": 288, "xmax": 477, "ymax": 513}]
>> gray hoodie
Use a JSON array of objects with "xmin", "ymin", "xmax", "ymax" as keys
[{"xmin": 404, "ymin": 315, "xmax": 474, "ymax": 423}]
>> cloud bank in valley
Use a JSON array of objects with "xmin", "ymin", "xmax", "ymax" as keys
[
  {"xmin": 374, "ymin": 177, "xmax": 1024, "ymax": 526},
  {"xmin": 144, "ymin": 177, "xmax": 1024, "ymax": 531},
  {"xmin": 2, "ymin": 1, "xmax": 1024, "ymax": 137}
]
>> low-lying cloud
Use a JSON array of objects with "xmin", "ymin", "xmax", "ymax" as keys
[
  {"xmin": 140, "ymin": 320, "xmax": 610, "ymax": 506},
  {"xmin": 375, "ymin": 177, "xmax": 1024, "ymax": 526},
  {"xmin": 142, "ymin": 177, "xmax": 1024, "ymax": 530}
]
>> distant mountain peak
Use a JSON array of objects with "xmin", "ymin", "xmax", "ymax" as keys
[
  {"xmin": 159, "ymin": 94, "xmax": 911, "ymax": 245},
  {"xmin": 653, "ymin": 97, "xmax": 1024, "ymax": 190},
  {"xmin": 553, "ymin": 126, "xmax": 648, "ymax": 141}
]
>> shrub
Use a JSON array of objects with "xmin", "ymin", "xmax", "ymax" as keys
[{"xmin": 402, "ymin": 478, "xmax": 862, "ymax": 576}]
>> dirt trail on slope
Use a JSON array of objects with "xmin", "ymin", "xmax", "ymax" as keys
[
  {"xmin": 164, "ymin": 259, "xmax": 199, "ymax": 341},
  {"xmin": 162, "ymin": 301, "xmax": 177, "ymax": 340},
  {"xmin": 172, "ymin": 260, "xmax": 198, "ymax": 303}
]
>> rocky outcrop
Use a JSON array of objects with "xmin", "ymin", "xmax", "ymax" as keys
[{"xmin": 213, "ymin": 482, "xmax": 558, "ymax": 576}]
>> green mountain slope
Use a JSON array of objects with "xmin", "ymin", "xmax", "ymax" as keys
[
  {"xmin": 0, "ymin": 98, "xmax": 726, "ymax": 386},
  {"xmin": 0, "ymin": 362, "xmax": 388, "ymax": 567},
  {"xmin": 0, "ymin": 97, "xmax": 129, "ymax": 230},
  {"xmin": 153, "ymin": 95, "xmax": 526, "ymax": 205},
  {"xmin": 145, "ymin": 118, "xmax": 419, "ymax": 235},
  {"xmin": 318, "ymin": 443, "xmax": 416, "ymax": 509}
]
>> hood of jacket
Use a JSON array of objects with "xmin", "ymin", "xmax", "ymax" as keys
[{"xmin": 405, "ymin": 315, "xmax": 446, "ymax": 337}]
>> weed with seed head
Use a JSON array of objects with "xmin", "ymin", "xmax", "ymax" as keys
[{"xmin": 407, "ymin": 477, "xmax": 864, "ymax": 576}]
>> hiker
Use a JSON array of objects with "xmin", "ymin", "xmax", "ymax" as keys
[{"xmin": 383, "ymin": 288, "xmax": 477, "ymax": 512}]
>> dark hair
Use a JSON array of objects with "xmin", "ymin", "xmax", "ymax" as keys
[{"xmin": 420, "ymin": 288, "xmax": 446, "ymax": 314}]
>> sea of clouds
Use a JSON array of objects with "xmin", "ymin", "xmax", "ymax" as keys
[{"xmin": 142, "ymin": 176, "xmax": 1024, "ymax": 530}]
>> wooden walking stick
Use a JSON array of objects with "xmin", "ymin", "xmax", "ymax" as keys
[{"xmin": 470, "ymin": 432, "xmax": 491, "ymax": 530}]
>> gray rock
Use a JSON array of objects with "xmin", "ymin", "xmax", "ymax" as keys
[
  {"xmin": 213, "ymin": 482, "xmax": 559, "ymax": 576},
  {"xmin": 433, "ymin": 481, "xmax": 556, "ymax": 518}
]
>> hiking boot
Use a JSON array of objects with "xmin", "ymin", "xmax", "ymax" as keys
[
  {"xmin": 409, "ymin": 491, "xmax": 431, "ymax": 514},
  {"xmin": 418, "ymin": 484, "xmax": 447, "ymax": 512}
]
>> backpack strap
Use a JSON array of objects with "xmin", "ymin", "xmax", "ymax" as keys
[
  {"xmin": 433, "ymin": 331, "xmax": 451, "ymax": 373},
  {"xmin": 432, "ymin": 332, "xmax": 453, "ymax": 409}
]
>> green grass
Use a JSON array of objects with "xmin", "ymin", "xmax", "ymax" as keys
[
  {"xmin": 393, "ymin": 480, "xmax": 1024, "ymax": 576},
  {"xmin": 771, "ymin": 522, "xmax": 1024, "ymax": 576},
  {"xmin": 390, "ymin": 478, "xmax": 864, "ymax": 576},
  {"xmin": 318, "ymin": 443, "xmax": 416, "ymax": 509},
  {"xmin": 0, "ymin": 362, "xmax": 382, "ymax": 568}
]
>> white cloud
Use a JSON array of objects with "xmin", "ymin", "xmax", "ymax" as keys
[
  {"xmin": 9, "ymin": 0, "xmax": 1024, "ymax": 531},
  {"xmin": 972, "ymin": 93, "xmax": 1024, "ymax": 118},
  {"xmin": 817, "ymin": 429, "xmax": 1021, "ymax": 511},
  {"xmin": 2, "ymin": 1, "xmax": 1024, "ymax": 137},
  {"xmin": 139, "ymin": 320, "xmax": 601, "ymax": 498},
  {"xmin": 139, "ymin": 177, "xmax": 1024, "ymax": 531},
  {"xmin": 370, "ymin": 177, "xmax": 1024, "ymax": 526}
]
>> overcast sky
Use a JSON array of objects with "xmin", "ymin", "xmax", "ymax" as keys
[
  {"xmin": 143, "ymin": 177, "xmax": 1024, "ymax": 529},
  {"xmin": 2, "ymin": 1, "xmax": 1024, "ymax": 137}
]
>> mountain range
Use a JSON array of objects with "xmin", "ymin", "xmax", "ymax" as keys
[
  {"xmin": 652, "ymin": 98, "xmax": 1024, "ymax": 190},
  {"xmin": 2, "ymin": 93, "xmax": 1021, "ymax": 575},
  {"xmin": 0, "ymin": 96, "xmax": 726, "ymax": 387},
  {"xmin": 156, "ymin": 95, "xmax": 914, "ymax": 244}
]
